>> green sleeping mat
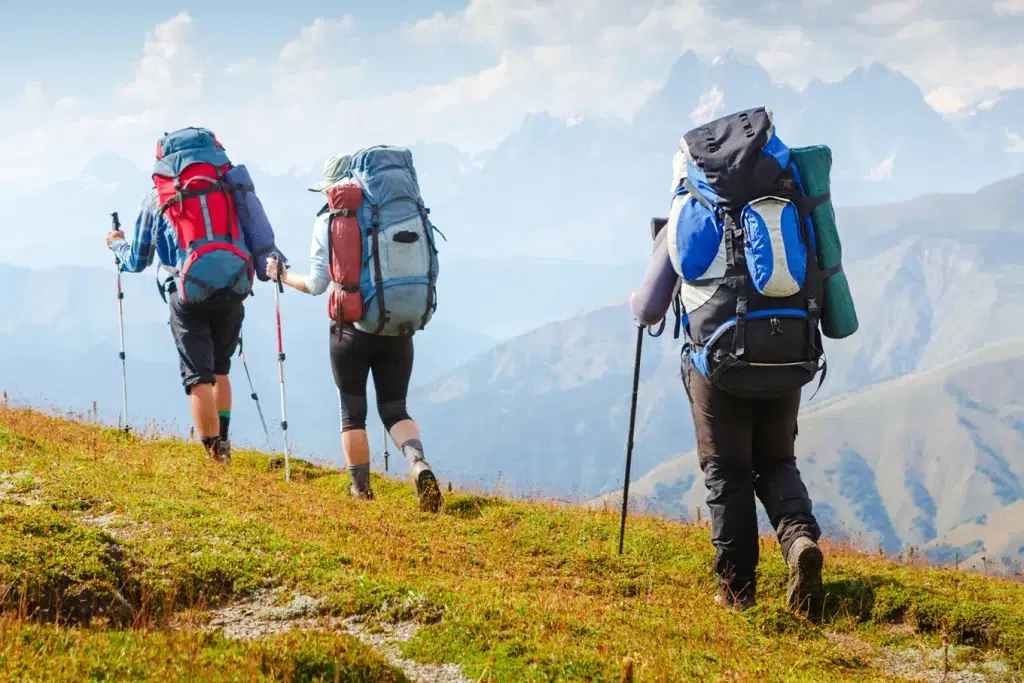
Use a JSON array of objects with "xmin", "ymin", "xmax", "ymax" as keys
[{"xmin": 790, "ymin": 145, "xmax": 859, "ymax": 340}]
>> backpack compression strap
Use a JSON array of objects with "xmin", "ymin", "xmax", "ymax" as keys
[{"xmin": 368, "ymin": 204, "xmax": 389, "ymax": 334}]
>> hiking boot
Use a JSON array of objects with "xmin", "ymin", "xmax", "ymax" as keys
[
  {"xmin": 786, "ymin": 536, "xmax": 824, "ymax": 616},
  {"xmin": 411, "ymin": 460, "xmax": 442, "ymax": 513},
  {"xmin": 216, "ymin": 439, "xmax": 232, "ymax": 465},
  {"xmin": 714, "ymin": 583, "xmax": 756, "ymax": 613},
  {"xmin": 203, "ymin": 436, "xmax": 223, "ymax": 463},
  {"xmin": 350, "ymin": 484, "xmax": 375, "ymax": 501}
]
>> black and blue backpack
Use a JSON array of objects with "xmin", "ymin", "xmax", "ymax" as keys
[{"xmin": 660, "ymin": 107, "xmax": 831, "ymax": 399}]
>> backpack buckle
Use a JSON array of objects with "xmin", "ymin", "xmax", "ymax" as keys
[{"xmin": 770, "ymin": 317, "xmax": 782, "ymax": 336}]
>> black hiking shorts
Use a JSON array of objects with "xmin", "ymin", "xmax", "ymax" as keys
[
  {"xmin": 329, "ymin": 322, "xmax": 414, "ymax": 432},
  {"xmin": 168, "ymin": 290, "xmax": 245, "ymax": 395}
]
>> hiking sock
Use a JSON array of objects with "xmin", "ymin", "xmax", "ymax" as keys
[
  {"xmin": 218, "ymin": 411, "xmax": 231, "ymax": 441},
  {"xmin": 400, "ymin": 439, "xmax": 428, "ymax": 469},
  {"xmin": 348, "ymin": 462, "xmax": 371, "ymax": 492}
]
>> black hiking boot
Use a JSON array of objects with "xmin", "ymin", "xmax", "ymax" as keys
[
  {"xmin": 714, "ymin": 581, "xmax": 756, "ymax": 613},
  {"xmin": 412, "ymin": 463, "xmax": 442, "ymax": 513},
  {"xmin": 786, "ymin": 536, "xmax": 824, "ymax": 617},
  {"xmin": 203, "ymin": 436, "xmax": 224, "ymax": 463}
]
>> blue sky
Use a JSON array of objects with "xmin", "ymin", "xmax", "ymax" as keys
[{"xmin": 0, "ymin": 0, "xmax": 1022, "ymax": 193}]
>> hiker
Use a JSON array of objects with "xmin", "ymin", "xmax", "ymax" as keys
[
  {"xmin": 630, "ymin": 108, "xmax": 839, "ymax": 615},
  {"xmin": 266, "ymin": 149, "xmax": 443, "ymax": 512},
  {"xmin": 105, "ymin": 127, "xmax": 286, "ymax": 464}
]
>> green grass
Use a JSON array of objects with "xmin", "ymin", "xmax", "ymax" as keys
[{"xmin": 1, "ymin": 411, "xmax": 1023, "ymax": 682}]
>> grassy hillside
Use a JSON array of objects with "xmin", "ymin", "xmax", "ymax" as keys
[{"xmin": 1, "ymin": 409, "xmax": 1023, "ymax": 681}]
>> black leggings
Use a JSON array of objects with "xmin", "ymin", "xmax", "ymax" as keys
[{"xmin": 330, "ymin": 323, "xmax": 414, "ymax": 433}]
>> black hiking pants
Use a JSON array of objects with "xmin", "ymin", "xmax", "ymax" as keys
[{"xmin": 683, "ymin": 363, "xmax": 820, "ymax": 595}]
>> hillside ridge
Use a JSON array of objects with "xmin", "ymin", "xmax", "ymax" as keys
[{"xmin": 1, "ymin": 408, "xmax": 1023, "ymax": 681}]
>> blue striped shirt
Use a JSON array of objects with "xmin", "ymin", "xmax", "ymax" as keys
[{"xmin": 110, "ymin": 188, "xmax": 180, "ymax": 274}]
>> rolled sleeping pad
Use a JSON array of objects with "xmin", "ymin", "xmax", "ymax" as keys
[
  {"xmin": 224, "ymin": 164, "xmax": 286, "ymax": 282},
  {"xmin": 789, "ymin": 145, "xmax": 859, "ymax": 340},
  {"xmin": 325, "ymin": 181, "xmax": 364, "ymax": 323}
]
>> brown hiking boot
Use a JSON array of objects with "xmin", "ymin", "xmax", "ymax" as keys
[
  {"xmin": 787, "ymin": 536, "xmax": 824, "ymax": 616},
  {"xmin": 414, "ymin": 467, "xmax": 442, "ymax": 513}
]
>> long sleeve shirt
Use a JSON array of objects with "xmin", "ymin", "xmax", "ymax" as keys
[
  {"xmin": 630, "ymin": 225, "xmax": 680, "ymax": 327},
  {"xmin": 304, "ymin": 213, "xmax": 332, "ymax": 296},
  {"xmin": 109, "ymin": 188, "xmax": 179, "ymax": 274}
]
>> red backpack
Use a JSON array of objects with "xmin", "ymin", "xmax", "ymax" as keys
[{"xmin": 152, "ymin": 127, "xmax": 254, "ymax": 304}]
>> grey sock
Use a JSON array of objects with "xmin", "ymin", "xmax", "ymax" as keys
[
  {"xmin": 348, "ymin": 462, "xmax": 371, "ymax": 491},
  {"xmin": 401, "ymin": 439, "xmax": 427, "ymax": 468}
]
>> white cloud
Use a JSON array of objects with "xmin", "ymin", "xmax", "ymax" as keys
[
  {"xmin": 119, "ymin": 12, "xmax": 203, "ymax": 104},
  {"xmin": 866, "ymin": 155, "xmax": 896, "ymax": 181},
  {"xmin": 854, "ymin": 0, "xmax": 922, "ymax": 25},
  {"xmin": 0, "ymin": 3, "xmax": 1021, "ymax": 194},
  {"xmin": 690, "ymin": 85, "xmax": 725, "ymax": 125},
  {"xmin": 925, "ymin": 86, "xmax": 967, "ymax": 114},
  {"xmin": 1007, "ymin": 132, "xmax": 1024, "ymax": 153},
  {"xmin": 272, "ymin": 16, "xmax": 364, "ymax": 102},
  {"xmin": 994, "ymin": 0, "xmax": 1024, "ymax": 15}
]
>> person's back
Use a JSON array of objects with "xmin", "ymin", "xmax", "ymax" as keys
[
  {"xmin": 631, "ymin": 107, "xmax": 827, "ymax": 615},
  {"xmin": 268, "ymin": 150, "xmax": 443, "ymax": 512}
]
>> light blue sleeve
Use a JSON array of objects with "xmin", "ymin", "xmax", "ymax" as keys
[{"xmin": 305, "ymin": 215, "xmax": 331, "ymax": 296}]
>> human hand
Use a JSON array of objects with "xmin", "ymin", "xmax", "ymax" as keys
[
  {"xmin": 265, "ymin": 255, "xmax": 281, "ymax": 282},
  {"xmin": 106, "ymin": 230, "xmax": 125, "ymax": 248}
]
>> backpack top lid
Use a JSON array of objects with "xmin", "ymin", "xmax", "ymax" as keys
[
  {"xmin": 680, "ymin": 107, "xmax": 793, "ymax": 212},
  {"xmin": 346, "ymin": 145, "xmax": 422, "ymax": 207},
  {"xmin": 153, "ymin": 127, "xmax": 231, "ymax": 179}
]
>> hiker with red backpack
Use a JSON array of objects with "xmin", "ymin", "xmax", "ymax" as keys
[
  {"xmin": 105, "ymin": 127, "xmax": 287, "ymax": 463},
  {"xmin": 265, "ymin": 149, "xmax": 444, "ymax": 512}
]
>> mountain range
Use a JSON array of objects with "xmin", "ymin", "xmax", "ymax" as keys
[{"xmin": 4, "ymin": 51, "xmax": 1022, "ymax": 270}]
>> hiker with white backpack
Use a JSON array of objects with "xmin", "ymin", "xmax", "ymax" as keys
[
  {"xmin": 266, "ymin": 148, "xmax": 444, "ymax": 512},
  {"xmin": 629, "ymin": 107, "xmax": 859, "ymax": 615},
  {"xmin": 105, "ymin": 127, "xmax": 287, "ymax": 463}
]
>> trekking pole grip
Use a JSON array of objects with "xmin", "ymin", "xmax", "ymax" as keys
[{"xmin": 273, "ymin": 252, "xmax": 284, "ymax": 293}]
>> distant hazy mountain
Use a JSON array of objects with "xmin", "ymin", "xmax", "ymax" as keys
[
  {"xmin": 4, "ymin": 52, "xmax": 1022, "ymax": 272},
  {"xmin": 591, "ymin": 340, "xmax": 1024, "ymax": 569},
  {"xmin": 410, "ymin": 173, "xmax": 1024, "ymax": 499}
]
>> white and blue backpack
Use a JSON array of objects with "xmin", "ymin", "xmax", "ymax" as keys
[{"xmin": 664, "ymin": 107, "xmax": 830, "ymax": 399}]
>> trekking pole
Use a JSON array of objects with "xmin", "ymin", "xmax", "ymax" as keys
[
  {"xmin": 618, "ymin": 323, "xmax": 645, "ymax": 555},
  {"xmin": 272, "ymin": 255, "xmax": 291, "ymax": 482},
  {"xmin": 237, "ymin": 335, "xmax": 272, "ymax": 450},
  {"xmin": 110, "ymin": 211, "xmax": 130, "ymax": 436},
  {"xmin": 382, "ymin": 425, "xmax": 390, "ymax": 473}
]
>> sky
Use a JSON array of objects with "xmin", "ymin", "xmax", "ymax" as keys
[{"xmin": 0, "ymin": 0, "xmax": 1022, "ymax": 195}]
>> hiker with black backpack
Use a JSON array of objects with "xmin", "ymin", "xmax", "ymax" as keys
[
  {"xmin": 265, "ymin": 149, "xmax": 444, "ymax": 512},
  {"xmin": 105, "ymin": 127, "xmax": 287, "ymax": 464},
  {"xmin": 629, "ymin": 108, "xmax": 858, "ymax": 615}
]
